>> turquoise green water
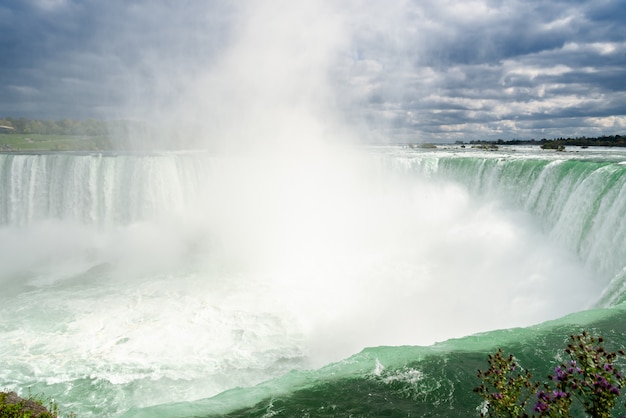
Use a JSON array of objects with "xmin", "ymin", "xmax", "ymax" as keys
[
  {"xmin": 124, "ymin": 307, "xmax": 626, "ymax": 417},
  {"xmin": 1, "ymin": 146, "xmax": 625, "ymax": 417},
  {"xmin": 432, "ymin": 152, "xmax": 626, "ymax": 307},
  {"xmin": 125, "ymin": 147, "xmax": 626, "ymax": 417}
]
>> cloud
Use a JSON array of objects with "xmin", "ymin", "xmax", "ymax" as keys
[
  {"xmin": 342, "ymin": 0, "xmax": 626, "ymax": 142},
  {"xmin": 28, "ymin": 0, "xmax": 69, "ymax": 10},
  {"xmin": 0, "ymin": 0, "xmax": 625, "ymax": 143}
]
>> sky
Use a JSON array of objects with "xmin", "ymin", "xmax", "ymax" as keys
[{"xmin": 1, "ymin": 0, "xmax": 626, "ymax": 144}]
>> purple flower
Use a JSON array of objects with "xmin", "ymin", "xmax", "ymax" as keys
[
  {"xmin": 595, "ymin": 376, "xmax": 610, "ymax": 389},
  {"xmin": 553, "ymin": 367, "xmax": 566, "ymax": 382},
  {"xmin": 534, "ymin": 402, "xmax": 549, "ymax": 412}
]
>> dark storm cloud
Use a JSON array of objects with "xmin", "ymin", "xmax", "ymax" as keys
[
  {"xmin": 0, "ymin": 1, "xmax": 108, "ymax": 115},
  {"xmin": 0, "ymin": 0, "xmax": 625, "ymax": 142},
  {"xmin": 0, "ymin": 0, "xmax": 234, "ymax": 118}
]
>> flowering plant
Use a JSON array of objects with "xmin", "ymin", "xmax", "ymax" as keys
[{"xmin": 474, "ymin": 332, "xmax": 625, "ymax": 417}]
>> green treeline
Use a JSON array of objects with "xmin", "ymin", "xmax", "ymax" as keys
[
  {"xmin": 0, "ymin": 117, "xmax": 153, "ymax": 151},
  {"xmin": 0, "ymin": 117, "xmax": 108, "ymax": 136},
  {"xmin": 2, "ymin": 117, "xmax": 625, "ymax": 151},
  {"xmin": 0, "ymin": 117, "xmax": 123, "ymax": 151},
  {"xmin": 468, "ymin": 135, "xmax": 626, "ymax": 148}
]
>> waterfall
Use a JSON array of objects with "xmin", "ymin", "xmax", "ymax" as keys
[
  {"xmin": 0, "ymin": 146, "xmax": 624, "ymax": 417},
  {"xmin": 0, "ymin": 152, "xmax": 210, "ymax": 226},
  {"xmin": 1, "ymin": 149, "xmax": 623, "ymax": 299},
  {"xmin": 390, "ymin": 151, "xmax": 626, "ymax": 304}
]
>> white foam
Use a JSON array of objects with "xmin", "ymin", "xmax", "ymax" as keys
[{"xmin": 0, "ymin": 148, "xmax": 603, "ymax": 415}]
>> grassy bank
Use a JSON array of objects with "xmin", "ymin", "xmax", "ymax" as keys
[{"xmin": 0, "ymin": 133, "xmax": 112, "ymax": 152}]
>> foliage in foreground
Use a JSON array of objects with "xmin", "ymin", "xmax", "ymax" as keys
[
  {"xmin": 0, "ymin": 390, "xmax": 59, "ymax": 418},
  {"xmin": 474, "ymin": 332, "xmax": 626, "ymax": 417}
]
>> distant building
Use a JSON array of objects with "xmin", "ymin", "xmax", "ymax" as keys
[{"xmin": 0, "ymin": 125, "xmax": 15, "ymax": 133}]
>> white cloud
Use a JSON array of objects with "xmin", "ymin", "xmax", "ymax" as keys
[
  {"xmin": 540, "ymin": 15, "xmax": 576, "ymax": 31},
  {"xmin": 590, "ymin": 116, "xmax": 626, "ymax": 129},
  {"xmin": 28, "ymin": 0, "xmax": 68, "ymax": 12},
  {"xmin": 7, "ymin": 85, "xmax": 40, "ymax": 97},
  {"xmin": 502, "ymin": 63, "xmax": 573, "ymax": 81}
]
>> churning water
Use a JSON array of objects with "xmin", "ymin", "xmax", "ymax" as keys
[{"xmin": 1, "ymin": 145, "xmax": 625, "ymax": 417}]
